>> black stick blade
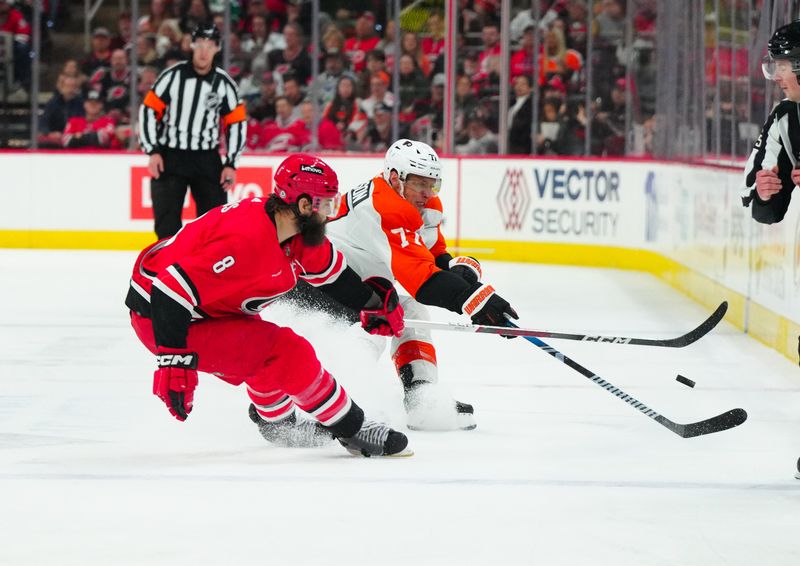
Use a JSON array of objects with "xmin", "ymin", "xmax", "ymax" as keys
[
  {"xmin": 662, "ymin": 301, "xmax": 729, "ymax": 348},
  {"xmin": 657, "ymin": 408, "xmax": 748, "ymax": 438}
]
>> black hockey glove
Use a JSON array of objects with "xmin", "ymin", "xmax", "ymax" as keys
[
  {"xmin": 460, "ymin": 283, "xmax": 519, "ymax": 338},
  {"xmin": 448, "ymin": 256, "xmax": 482, "ymax": 286}
]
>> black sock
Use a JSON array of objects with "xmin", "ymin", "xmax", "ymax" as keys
[{"xmin": 325, "ymin": 401, "xmax": 364, "ymax": 438}]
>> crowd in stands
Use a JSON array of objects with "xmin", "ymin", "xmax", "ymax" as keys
[{"xmin": 3, "ymin": 0, "xmax": 659, "ymax": 154}]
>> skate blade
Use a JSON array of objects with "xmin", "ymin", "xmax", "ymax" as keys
[
  {"xmin": 408, "ymin": 423, "xmax": 476, "ymax": 431},
  {"xmin": 345, "ymin": 447, "xmax": 415, "ymax": 458}
]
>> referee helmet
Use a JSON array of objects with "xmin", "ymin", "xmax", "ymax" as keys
[{"xmin": 191, "ymin": 23, "xmax": 221, "ymax": 45}]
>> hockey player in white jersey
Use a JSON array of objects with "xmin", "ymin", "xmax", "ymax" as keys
[{"xmin": 319, "ymin": 139, "xmax": 519, "ymax": 431}]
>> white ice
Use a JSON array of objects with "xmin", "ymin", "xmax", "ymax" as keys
[{"xmin": 0, "ymin": 249, "xmax": 798, "ymax": 566}]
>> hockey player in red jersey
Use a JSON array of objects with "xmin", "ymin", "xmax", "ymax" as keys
[
  {"xmin": 125, "ymin": 154, "xmax": 410, "ymax": 457},
  {"xmin": 289, "ymin": 139, "xmax": 519, "ymax": 431}
]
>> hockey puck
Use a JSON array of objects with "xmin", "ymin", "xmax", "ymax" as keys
[{"xmin": 676, "ymin": 374, "xmax": 696, "ymax": 388}]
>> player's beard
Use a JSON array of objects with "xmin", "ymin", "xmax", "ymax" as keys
[{"xmin": 298, "ymin": 212, "xmax": 326, "ymax": 247}]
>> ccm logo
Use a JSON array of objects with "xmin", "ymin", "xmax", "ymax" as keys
[
  {"xmin": 156, "ymin": 354, "xmax": 198, "ymax": 368},
  {"xmin": 581, "ymin": 336, "xmax": 632, "ymax": 344}
]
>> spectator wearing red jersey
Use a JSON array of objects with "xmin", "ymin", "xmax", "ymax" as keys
[
  {"xmin": 62, "ymin": 90, "xmax": 120, "ymax": 150},
  {"xmin": 290, "ymin": 99, "xmax": 343, "ymax": 151},
  {"xmin": 420, "ymin": 13, "xmax": 444, "ymax": 71},
  {"xmin": 344, "ymin": 11, "xmax": 379, "ymax": 73},
  {"xmin": 253, "ymin": 95, "xmax": 302, "ymax": 151},
  {"xmin": 510, "ymin": 25, "xmax": 535, "ymax": 80},
  {"xmin": 475, "ymin": 21, "xmax": 500, "ymax": 82},
  {"xmin": 0, "ymin": 0, "xmax": 31, "ymax": 88}
]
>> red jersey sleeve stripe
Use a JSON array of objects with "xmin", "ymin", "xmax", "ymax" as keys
[
  {"xmin": 169, "ymin": 264, "xmax": 201, "ymax": 305},
  {"xmin": 302, "ymin": 248, "xmax": 347, "ymax": 287},
  {"xmin": 165, "ymin": 265, "xmax": 200, "ymax": 305},
  {"xmin": 152, "ymin": 277, "xmax": 199, "ymax": 318}
]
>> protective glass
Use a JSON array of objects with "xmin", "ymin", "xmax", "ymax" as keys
[
  {"xmin": 761, "ymin": 55, "xmax": 800, "ymax": 80},
  {"xmin": 312, "ymin": 196, "xmax": 340, "ymax": 217}
]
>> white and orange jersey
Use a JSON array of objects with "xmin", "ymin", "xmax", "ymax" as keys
[{"xmin": 326, "ymin": 175, "xmax": 449, "ymax": 297}]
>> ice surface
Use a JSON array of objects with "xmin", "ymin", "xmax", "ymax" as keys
[{"xmin": 0, "ymin": 249, "xmax": 798, "ymax": 565}]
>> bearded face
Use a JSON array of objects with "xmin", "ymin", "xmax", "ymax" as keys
[{"xmin": 297, "ymin": 211, "xmax": 326, "ymax": 247}]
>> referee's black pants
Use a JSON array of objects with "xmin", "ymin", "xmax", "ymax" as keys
[{"xmin": 151, "ymin": 149, "xmax": 227, "ymax": 239}]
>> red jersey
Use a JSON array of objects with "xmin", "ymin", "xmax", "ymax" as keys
[
  {"xmin": 344, "ymin": 36, "xmax": 380, "ymax": 73},
  {"xmin": 62, "ymin": 115, "xmax": 120, "ymax": 149},
  {"xmin": 127, "ymin": 197, "xmax": 346, "ymax": 346},
  {"xmin": 0, "ymin": 8, "xmax": 31, "ymax": 43}
]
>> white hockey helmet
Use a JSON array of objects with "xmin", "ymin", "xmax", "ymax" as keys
[{"xmin": 383, "ymin": 139, "xmax": 442, "ymax": 194}]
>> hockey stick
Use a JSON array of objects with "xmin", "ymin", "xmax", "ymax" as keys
[
  {"xmin": 508, "ymin": 322, "xmax": 747, "ymax": 438},
  {"xmin": 405, "ymin": 301, "xmax": 728, "ymax": 348}
]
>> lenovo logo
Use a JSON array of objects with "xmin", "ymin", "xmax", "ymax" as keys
[{"xmin": 300, "ymin": 164, "xmax": 324, "ymax": 175}]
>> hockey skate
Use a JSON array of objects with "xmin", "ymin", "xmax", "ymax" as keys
[
  {"xmin": 398, "ymin": 364, "xmax": 476, "ymax": 431},
  {"xmin": 337, "ymin": 420, "xmax": 413, "ymax": 457},
  {"xmin": 402, "ymin": 379, "xmax": 476, "ymax": 432},
  {"xmin": 249, "ymin": 404, "xmax": 334, "ymax": 448}
]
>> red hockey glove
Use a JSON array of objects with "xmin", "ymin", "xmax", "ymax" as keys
[
  {"xmin": 359, "ymin": 277, "xmax": 405, "ymax": 337},
  {"xmin": 153, "ymin": 348, "xmax": 199, "ymax": 421},
  {"xmin": 449, "ymin": 256, "xmax": 482, "ymax": 285},
  {"xmin": 461, "ymin": 283, "xmax": 519, "ymax": 338}
]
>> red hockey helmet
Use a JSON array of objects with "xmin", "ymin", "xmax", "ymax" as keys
[{"xmin": 273, "ymin": 154, "xmax": 340, "ymax": 216}]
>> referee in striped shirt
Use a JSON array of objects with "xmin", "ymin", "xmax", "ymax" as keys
[
  {"xmin": 742, "ymin": 20, "xmax": 800, "ymax": 225},
  {"xmin": 138, "ymin": 23, "xmax": 247, "ymax": 239}
]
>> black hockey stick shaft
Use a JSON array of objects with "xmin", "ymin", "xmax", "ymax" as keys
[
  {"xmin": 513, "ymin": 325, "xmax": 747, "ymax": 438},
  {"xmin": 406, "ymin": 302, "xmax": 728, "ymax": 348}
]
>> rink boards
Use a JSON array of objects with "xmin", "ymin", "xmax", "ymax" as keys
[{"xmin": 0, "ymin": 151, "xmax": 797, "ymax": 362}]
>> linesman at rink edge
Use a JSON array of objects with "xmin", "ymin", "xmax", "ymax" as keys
[
  {"xmin": 741, "ymin": 19, "xmax": 800, "ymax": 479},
  {"xmin": 138, "ymin": 23, "xmax": 247, "ymax": 239},
  {"xmin": 126, "ymin": 154, "xmax": 412, "ymax": 457},
  {"xmin": 286, "ymin": 139, "xmax": 519, "ymax": 432}
]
